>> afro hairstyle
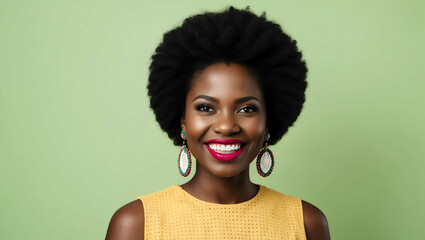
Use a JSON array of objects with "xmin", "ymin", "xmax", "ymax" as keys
[{"xmin": 147, "ymin": 6, "xmax": 307, "ymax": 146}]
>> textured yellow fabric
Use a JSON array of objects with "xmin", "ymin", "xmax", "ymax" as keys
[{"xmin": 137, "ymin": 185, "xmax": 306, "ymax": 240}]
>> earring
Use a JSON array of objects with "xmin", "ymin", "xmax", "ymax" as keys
[
  {"xmin": 256, "ymin": 132, "xmax": 274, "ymax": 177},
  {"xmin": 178, "ymin": 130, "xmax": 192, "ymax": 177}
]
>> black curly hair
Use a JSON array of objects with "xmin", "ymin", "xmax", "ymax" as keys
[{"xmin": 147, "ymin": 6, "xmax": 307, "ymax": 146}]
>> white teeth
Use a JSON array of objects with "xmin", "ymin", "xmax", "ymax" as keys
[{"xmin": 208, "ymin": 143, "xmax": 242, "ymax": 153}]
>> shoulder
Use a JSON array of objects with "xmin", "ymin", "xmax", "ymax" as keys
[
  {"xmin": 105, "ymin": 200, "xmax": 144, "ymax": 240},
  {"xmin": 302, "ymin": 200, "xmax": 331, "ymax": 240}
]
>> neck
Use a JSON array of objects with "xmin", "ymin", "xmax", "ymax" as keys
[{"xmin": 181, "ymin": 168, "xmax": 259, "ymax": 204}]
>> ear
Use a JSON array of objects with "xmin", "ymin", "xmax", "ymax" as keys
[{"xmin": 180, "ymin": 114, "xmax": 186, "ymax": 132}]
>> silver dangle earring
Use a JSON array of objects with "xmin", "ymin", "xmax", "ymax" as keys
[
  {"xmin": 256, "ymin": 132, "xmax": 274, "ymax": 177},
  {"xmin": 178, "ymin": 130, "xmax": 192, "ymax": 177}
]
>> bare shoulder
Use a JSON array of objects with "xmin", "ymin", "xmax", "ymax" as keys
[
  {"xmin": 105, "ymin": 200, "xmax": 144, "ymax": 240},
  {"xmin": 302, "ymin": 200, "xmax": 331, "ymax": 240}
]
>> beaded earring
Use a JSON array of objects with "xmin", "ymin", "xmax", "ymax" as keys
[
  {"xmin": 256, "ymin": 132, "xmax": 274, "ymax": 177},
  {"xmin": 178, "ymin": 130, "xmax": 192, "ymax": 177}
]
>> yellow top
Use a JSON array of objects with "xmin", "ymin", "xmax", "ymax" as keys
[{"xmin": 137, "ymin": 185, "xmax": 306, "ymax": 240}]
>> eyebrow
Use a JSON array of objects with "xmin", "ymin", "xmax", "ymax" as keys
[
  {"xmin": 192, "ymin": 95, "xmax": 260, "ymax": 103},
  {"xmin": 234, "ymin": 96, "xmax": 260, "ymax": 104}
]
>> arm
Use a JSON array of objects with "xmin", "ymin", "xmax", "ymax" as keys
[
  {"xmin": 106, "ymin": 200, "xmax": 144, "ymax": 240},
  {"xmin": 302, "ymin": 200, "xmax": 331, "ymax": 240}
]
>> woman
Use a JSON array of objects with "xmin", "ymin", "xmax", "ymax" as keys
[{"xmin": 106, "ymin": 7, "xmax": 330, "ymax": 239}]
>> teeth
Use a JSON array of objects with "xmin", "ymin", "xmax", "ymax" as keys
[{"xmin": 208, "ymin": 144, "xmax": 242, "ymax": 153}]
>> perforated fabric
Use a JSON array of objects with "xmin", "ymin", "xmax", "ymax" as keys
[{"xmin": 137, "ymin": 185, "xmax": 306, "ymax": 239}]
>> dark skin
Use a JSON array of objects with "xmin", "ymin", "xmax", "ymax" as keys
[{"xmin": 106, "ymin": 63, "xmax": 331, "ymax": 240}]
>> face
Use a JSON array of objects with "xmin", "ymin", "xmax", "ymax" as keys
[{"xmin": 181, "ymin": 63, "xmax": 267, "ymax": 178}]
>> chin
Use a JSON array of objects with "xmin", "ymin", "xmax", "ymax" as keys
[{"xmin": 210, "ymin": 166, "xmax": 246, "ymax": 178}]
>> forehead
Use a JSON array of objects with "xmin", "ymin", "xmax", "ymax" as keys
[{"xmin": 187, "ymin": 63, "xmax": 264, "ymax": 100}]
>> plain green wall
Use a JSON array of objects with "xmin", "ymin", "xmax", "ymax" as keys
[{"xmin": 1, "ymin": 0, "xmax": 424, "ymax": 239}]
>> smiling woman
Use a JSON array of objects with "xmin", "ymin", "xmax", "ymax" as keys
[
  {"xmin": 106, "ymin": 6, "xmax": 330, "ymax": 240},
  {"xmin": 182, "ymin": 63, "xmax": 266, "ymax": 179}
]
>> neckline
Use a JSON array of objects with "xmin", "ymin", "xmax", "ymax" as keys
[{"xmin": 173, "ymin": 184, "xmax": 264, "ymax": 206}]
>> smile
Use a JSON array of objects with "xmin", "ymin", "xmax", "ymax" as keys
[
  {"xmin": 207, "ymin": 143, "xmax": 242, "ymax": 153},
  {"xmin": 205, "ymin": 139, "xmax": 246, "ymax": 161}
]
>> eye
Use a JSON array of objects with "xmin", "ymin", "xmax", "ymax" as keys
[
  {"xmin": 196, "ymin": 104, "xmax": 214, "ymax": 112},
  {"xmin": 238, "ymin": 105, "xmax": 258, "ymax": 113}
]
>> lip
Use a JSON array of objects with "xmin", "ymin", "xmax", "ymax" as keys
[
  {"xmin": 205, "ymin": 139, "xmax": 246, "ymax": 162},
  {"xmin": 205, "ymin": 139, "xmax": 245, "ymax": 144}
]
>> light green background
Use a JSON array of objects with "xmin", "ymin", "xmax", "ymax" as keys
[{"xmin": 1, "ymin": 0, "xmax": 424, "ymax": 239}]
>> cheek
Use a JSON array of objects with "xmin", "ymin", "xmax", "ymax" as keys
[
  {"xmin": 185, "ymin": 112, "xmax": 211, "ymax": 141},
  {"xmin": 240, "ymin": 116, "xmax": 266, "ymax": 138}
]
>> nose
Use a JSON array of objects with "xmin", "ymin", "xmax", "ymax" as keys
[{"xmin": 212, "ymin": 111, "xmax": 241, "ymax": 135}]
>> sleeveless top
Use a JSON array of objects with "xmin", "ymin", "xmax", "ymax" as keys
[{"xmin": 137, "ymin": 185, "xmax": 306, "ymax": 240}]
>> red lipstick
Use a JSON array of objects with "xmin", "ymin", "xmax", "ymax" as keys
[
  {"xmin": 206, "ymin": 139, "xmax": 245, "ymax": 144},
  {"xmin": 205, "ymin": 139, "xmax": 246, "ymax": 162}
]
